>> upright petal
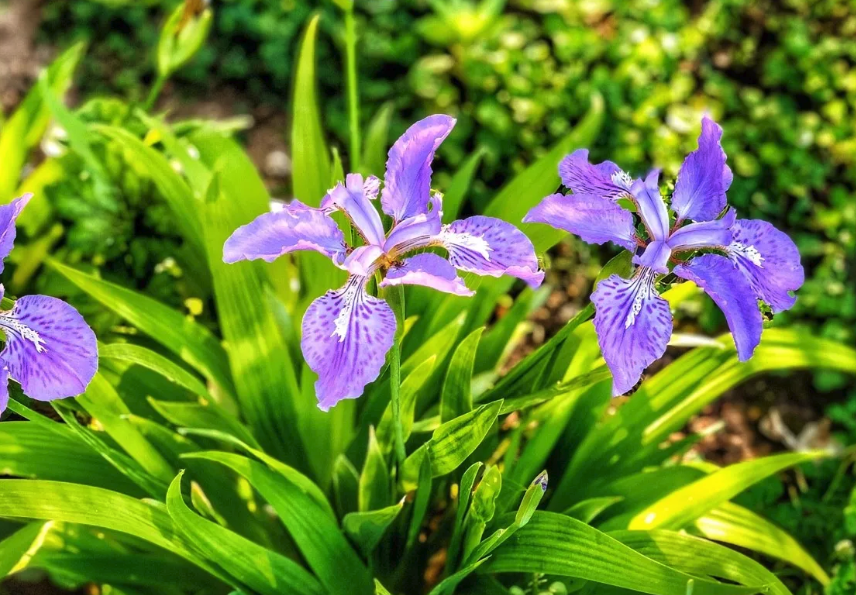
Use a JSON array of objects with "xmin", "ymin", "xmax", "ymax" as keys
[
  {"xmin": 523, "ymin": 192, "xmax": 637, "ymax": 252},
  {"xmin": 592, "ymin": 268, "xmax": 673, "ymax": 396},
  {"xmin": 672, "ymin": 116, "xmax": 732, "ymax": 223},
  {"xmin": 674, "ymin": 254, "xmax": 763, "ymax": 361},
  {"xmin": 301, "ymin": 277, "xmax": 397, "ymax": 411},
  {"xmin": 223, "ymin": 200, "xmax": 346, "ymax": 264},
  {"xmin": 0, "ymin": 194, "xmax": 32, "ymax": 273},
  {"xmin": 321, "ymin": 174, "xmax": 386, "ymax": 246},
  {"xmin": 342, "ymin": 245, "xmax": 384, "ymax": 277},
  {"xmin": 0, "ymin": 295, "xmax": 98, "ymax": 400},
  {"xmin": 668, "ymin": 209, "xmax": 735, "ymax": 252},
  {"xmin": 632, "ymin": 240, "xmax": 672, "ymax": 274},
  {"xmin": 558, "ymin": 149, "xmax": 632, "ymax": 199},
  {"xmin": 381, "ymin": 115, "xmax": 456, "ymax": 222},
  {"xmin": 630, "ymin": 170, "xmax": 670, "ymax": 241},
  {"xmin": 439, "ymin": 216, "xmax": 544, "ymax": 288},
  {"xmin": 383, "ymin": 192, "xmax": 443, "ymax": 257},
  {"xmin": 728, "ymin": 219, "xmax": 804, "ymax": 313},
  {"xmin": 380, "ymin": 253, "xmax": 474, "ymax": 297}
]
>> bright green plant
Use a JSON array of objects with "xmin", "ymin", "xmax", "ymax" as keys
[{"xmin": 2, "ymin": 8, "xmax": 855, "ymax": 595}]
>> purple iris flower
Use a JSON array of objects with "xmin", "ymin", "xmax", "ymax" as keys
[
  {"xmin": 224, "ymin": 115, "xmax": 544, "ymax": 410},
  {"xmin": 0, "ymin": 194, "xmax": 98, "ymax": 415},
  {"xmin": 524, "ymin": 117, "xmax": 804, "ymax": 396}
]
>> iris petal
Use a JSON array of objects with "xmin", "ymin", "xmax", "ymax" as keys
[
  {"xmin": 380, "ymin": 253, "xmax": 473, "ymax": 297},
  {"xmin": 668, "ymin": 209, "xmax": 735, "ymax": 252},
  {"xmin": 440, "ymin": 216, "xmax": 544, "ymax": 288},
  {"xmin": 0, "ymin": 194, "xmax": 32, "ymax": 273},
  {"xmin": 381, "ymin": 115, "xmax": 455, "ymax": 222},
  {"xmin": 301, "ymin": 276, "xmax": 397, "ymax": 411},
  {"xmin": 630, "ymin": 170, "xmax": 670, "ymax": 241},
  {"xmin": 558, "ymin": 149, "xmax": 631, "ymax": 199},
  {"xmin": 523, "ymin": 192, "xmax": 637, "ymax": 251},
  {"xmin": 0, "ymin": 295, "xmax": 98, "ymax": 401},
  {"xmin": 672, "ymin": 116, "xmax": 733, "ymax": 223},
  {"xmin": 674, "ymin": 254, "xmax": 763, "ymax": 361},
  {"xmin": 321, "ymin": 174, "xmax": 386, "ymax": 247},
  {"xmin": 591, "ymin": 268, "xmax": 673, "ymax": 396}
]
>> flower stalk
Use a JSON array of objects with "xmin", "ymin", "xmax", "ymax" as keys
[{"xmin": 383, "ymin": 283, "xmax": 407, "ymax": 466}]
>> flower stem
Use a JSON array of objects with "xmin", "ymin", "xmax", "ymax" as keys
[
  {"xmin": 343, "ymin": 5, "xmax": 361, "ymax": 171},
  {"xmin": 144, "ymin": 75, "xmax": 167, "ymax": 112},
  {"xmin": 384, "ymin": 284, "xmax": 407, "ymax": 465}
]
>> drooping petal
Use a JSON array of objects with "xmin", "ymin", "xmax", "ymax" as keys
[
  {"xmin": 380, "ymin": 253, "xmax": 474, "ymax": 297},
  {"xmin": 728, "ymin": 219, "xmax": 804, "ymax": 313},
  {"xmin": 0, "ymin": 367, "xmax": 8, "ymax": 415},
  {"xmin": 0, "ymin": 295, "xmax": 98, "ymax": 401},
  {"xmin": 381, "ymin": 115, "xmax": 456, "ymax": 222},
  {"xmin": 320, "ymin": 174, "xmax": 385, "ymax": 246},
  {"xmin": 558, "ymin": 149, "xmax": 632, "ymax": 199},
  {"xmin": 439, "ymin": 216, "xmax": 544, "ymax": 288},
  {"xmin": 591, "ymin": 268, "xmax": 673, "ymax": 396},
  {"xmin": 223, "ymin": 200, "xmax": 346, "ymax": 265},
  {"xmin": 301, "ymin": 276, "xmax": 397, "ymax": 411},
  {"xmin": 630, "ymin": 170, "xmax": 670, "ymax": 241},
  {"xmin": 523, "ymin": 192, "xmax": 637, "ymax": 251},
  {"xmin": 0, "ymin": 194, "xmax": 32, "ymax": 273},
  {"xmin": 672, "ymin": 116, "xmax": 733, "ymax": 222},
  {"xmin": 674, "ymin": 254, "xmax": 763, "ymax": 361},
  {"xmin": 632, "ymin": 240, "xmax": 672, "ymax": 274},
  {"xmin": 383, "ymin": 192, "xmax": 443, "ymax": 256},
  {"xmin": 668, "ymin": 209, "xmax": 735, "ymax": 252}
]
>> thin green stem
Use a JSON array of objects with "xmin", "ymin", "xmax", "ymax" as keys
[
  {"xmin": 143, "ymin": 75, "xmax": 167, "ymax": 112},
  {"xmin": 344, "ymin": 7, "xmax": 360, "ymax": 170},
  {"xmin": 383, "ymin": 284, "xmax": 406, "ymax": 466}
]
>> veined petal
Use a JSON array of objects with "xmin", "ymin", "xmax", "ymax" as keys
[
  {"xmin": 440, "ymin": 216, "xmax": 544, "ymax": 288},
  {"xmin": 383, "ymin": 192, "xmax": 443, "ymax": 256},
  {"xmin": 0, "ymin": 295, "xmax": 98, "ymax": 400},
  {"xmin": 668, "ymin": 209, "xmax": 735, "ymax": 252},
  {"xmin": 301, "ymin": 276, "xmax": 396, "ymax": 411},
  {"xmin": 380, "ymin": 253, "xmax": 474, "ymax": 297},
  {"xmin": 558, "ymin": 149, "xmax": 632, "ymax": 199},
  {"xmin": 672, "ymin": 116, "xmax": 733, "ymax": 222},
  {"xmin": 0, "ymin": 194, "xmax": 32, "ymax": 273},
  {"xmin": 674, "ymin": 254, "xmax": 762, "ymax": 361},
  {"xmin": 630, "ymin": 170, "xmax": 670, "ymax": 241},
  {"xmin": 342, "ymin": 245, "xmax": 384, "ymax": 277},
  {"xmin": 592, "ymin": 268, "xmax": 672, "ymax": 396},
  {"xmin": 321, "ymin": 174, "xmax": 385, "ymax": 246},
  {"xmin": 632, "ymin": 240, "xmax": 672, "ymax": 274},
  {"xmin": 728, "ymin": 219, "xmax": 804, "ymax": 313},
  {"xmin": 223, "ymin": 200, "xmax": 346, "ymax": 264},
  {"xmin": 381, "ymin": 115, "xmax": 456, "ymax": 222},
  {"xmin": 523, "ymin": 192, "xmax": 637, "ymax": 251},
  {"xmin": 0, "ymin": 367, "xmax": 8, "ymax": 415}
]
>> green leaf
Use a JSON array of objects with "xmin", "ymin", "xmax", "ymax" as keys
[
  {"xmin": 377, "ymin": 355, "xmax": 437, "ymax": 452},
  {"xmin": 629, "ymin": 451, "xmax": 827, "ymax": 531},
  {"xmin": 441, "ymin": 328, "xmax": 483, "ymax": 423},
  {"xmin": 610, "ymin": 530, "xmax": 790, "ymax": 595},
  {"xmin": 165, "ymin": 472, "xmax": 324, "ymax": 595},
  {"xmin": 428, "ymin": 558, "xmax": 489, "ymax": 595},
  {"xmin": 443, "ymin": 146, "xmax": 486, "ymax": 222},
  {"xmin": 360, "ymin": 427, "xmax": 391, "ymax": 512},
  {"xmin": 407, "ymin": 454, "xmax": 434, "ymax": 548},
  {"xmin": 481, "ymin": 512, "xmax": 755, "ymax": 595},
  {"xmin": 420, "ymin": 400, "xmax": 503, "ymax": 477},
  {"xmin": 333, "ymin": 455, "xmax": 360, "ymax": 517},
  {"xmin": 0, "ymin": 522, "xmax": 50, "ymax": 577},
  {"xmin": 183, "ymin": 450, "xmax": 373, "ymax": 595},
  {"xmin": 49, "ymin": 259, "xmax": 234, "ymax": 396},
  {"xmin": 484, "ymin": 93, "xmax": 604, "ymax": 252},
  {"xmin": 563, "ymin": 497, "xmax": 623, "ymax": 523},
  {"xmin": 148, "ymin": 397, "xmax": 259, "ymax": 449},
  {"xmin": 696, "ymin": 502, "xmax": 829, "ymax": 586},
  {"xmin": 343, "ymin": 501, "xmax": 404, "ymax": 555},
  {"xmin": 100, "ymin": 342, "xmax": 210, "ymax": 398},
  {"xmin": 446, "ymin": 462, "xmax": 483, "ymax": 573},
  {"xmin": 361, "ymin": 102, "xmax": 394, "ymax": 176}
]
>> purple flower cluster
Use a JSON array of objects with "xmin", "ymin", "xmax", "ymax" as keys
[
  {"xmin": 0, "ymin": 194, "xmax": 98, "ymax": 414},
  {"xmin": 526, "ymin": 117, "xmax": 804, "ymax": 395},
  {"xmin": 224, "ymin": 116, "xmax": 543, "ymax": 410}
]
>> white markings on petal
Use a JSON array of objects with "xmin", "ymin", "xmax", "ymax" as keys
[
  {"xmin": 611, "ymin": 170, "xmax": 634, "ymax": 191},
  {"xmin": 729, "ymin": 241, "xmax": 764, "ymax": 267},
  {"xmin": 0, "ymin": 314, "xmax": 46, "ymax": 353},
  {"xmin": 625, "ymin": 268, "xmax": 657, "ymax": 329},
  {"xmin": 439, "ymin": 226, "xmax": 492, "ymax": 261},
  {"xmin": 332, "ymin": 278, "xmax": 361, "ymax": 342}
]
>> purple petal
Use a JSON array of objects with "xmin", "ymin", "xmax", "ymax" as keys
[
  {"xmin": 342, "ymin": 245, "xmax": 384, "ymax": 277},
  {"xmin": 632, "ymin": 240, "xmax": 672, "ymax": 274},
  {"xmin": 523, "ymin": 192, "xmax": 637, "ymax": 252},
  {"xmin": 0, "ymin": 367, "xmax": 8, "ymax": 415},
  {"xmin": 381, "ymin": 115, "xmax": 456, "ymax": 222},
  {"xmin": 380, "ymin": 253, "xmax": 474, "ymax": 297},
  {"xmin": 674, "ymin": 254, "xmax": 762, "ymax": 361},
  {"xmin": 558, "ymin": 149, "xmax": 632, "ymax": 199},
  {"xmin": 301, "ymin": 276, "xmax": 397, "ymax": 411},
  {"xmin": 440, "ymin": 216, "xmax": 544, "ymax": 288},
  {"xmin": 0, "ymin": 194, "xmax": 32, "ymax": 273},
  {"xmin": 383, "ymin": 193, "xmax": 443, "ymax": 256},
  {"xmin": 591, "ymin": 268, "xmax": 673, "ymax": 396},
  {"xmin": 630, "ymin": 170, "xmax": 670, "ymax": 241},
  {"xmin": 320, "ymin": 174, "xmax": 385, "ymax": 246},
  {"xmin": 0, "ymin": 295, "xmax": 98, "ymax": 400},
  {"xmin": 672, "ymin": 116, "xmax": 733, "ymax": 222},
  {"xmin": 728, "ymin": 219, "xmax": 804, "ymax": 313},
  {"xmin": 668, "ymin": 209, "xmax": 735, "ymax": 252},
  {"xmin": 223, "ymin": 200, "xmax": 346, "ymax": 265}
]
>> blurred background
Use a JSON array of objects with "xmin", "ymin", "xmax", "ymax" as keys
[{"xmin": 1, "ymin": 0, "xmax": 854, "ymax": 593}]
